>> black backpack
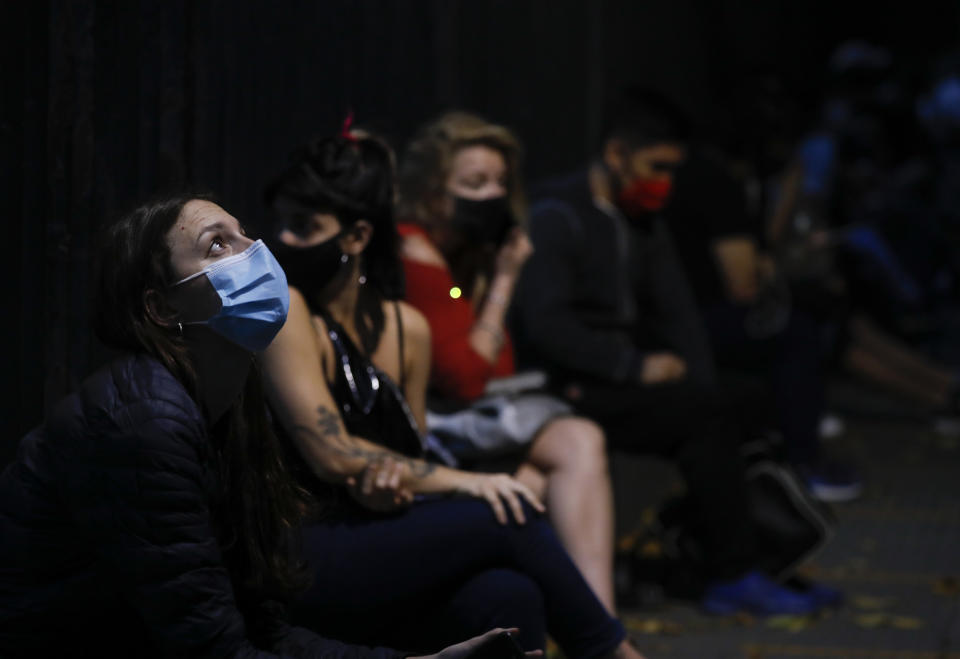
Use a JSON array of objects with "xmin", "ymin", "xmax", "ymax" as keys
[{"xmin": 617, "ymin": 438, "xmax": 836, "ymax": 603}]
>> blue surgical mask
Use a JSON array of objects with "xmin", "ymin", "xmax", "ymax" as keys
[{"xmin": 172, "ymin": 239, "xmax": 289, "ymax": 352}]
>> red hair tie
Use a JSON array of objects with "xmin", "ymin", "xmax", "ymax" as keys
[{"xmin": 340, "ymin": 111, "xmax": 358, "ymax": 142}]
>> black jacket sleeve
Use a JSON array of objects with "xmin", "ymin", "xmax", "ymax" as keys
[
  {"xmin": 82, "ymin": 396, "xmax": 402, "ymax": 659},
  {"xmin": 248, "ymin": 600, "xmax": 404, "ymax": 659},
  {"xmin": 518, "ymin": 201, "xmax": 644, "ymax": 382},
  {"xmin": 645, "ymin": 219, "xmax": 716, "ymax": 386}
]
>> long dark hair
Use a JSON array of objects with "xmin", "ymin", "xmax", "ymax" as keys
[
  {"xmin": 94, "ymin": 194, "xmax": 199, "ymax": 387},
  {"xmin": 265, "ymin": 133, "xmax": 403, "ymax": 354},
  {"xmin": 94, "ymin": 194, "xmax": 311, "ymax": 598}
]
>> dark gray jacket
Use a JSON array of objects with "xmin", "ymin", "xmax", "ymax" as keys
[
  {"xmin": 515, "ymin": 171, "xmax": 715, "ymax": 386},
  {"xmin": 0, "ymin": 353, "xmax": 401, "ymax": 659}
]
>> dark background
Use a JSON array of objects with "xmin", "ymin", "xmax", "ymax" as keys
[{"xmin": 3, "ymin": 0, "xmax": 958, "ymax": 463}]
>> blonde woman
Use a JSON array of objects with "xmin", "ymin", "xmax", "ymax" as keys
[{"xmin": 396, "ymin": 113, "xmax": 618, "ymax": 614}]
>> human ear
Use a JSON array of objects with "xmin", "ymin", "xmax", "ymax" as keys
[
  {"xmin": 602, "ymin": 139, "xmax": 627, "ymax": 176},
  {"xmin": 340, "ymin": 220, "xmax": 373, "ymax": 256},
  {"xmin": 143, "ymin": 289, "xmax": 179, "ymax": 328}
]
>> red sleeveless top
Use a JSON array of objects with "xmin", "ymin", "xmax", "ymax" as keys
[{"xmin": 397, "ymin": 223, "xmax": 514, "ymax": 401}]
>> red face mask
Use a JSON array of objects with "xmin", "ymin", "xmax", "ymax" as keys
[{"xmin": 617, "ymin": 177, "xmax": 673, "ymax": 216}]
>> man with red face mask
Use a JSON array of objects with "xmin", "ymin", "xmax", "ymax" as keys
[{"xmin": 513, "ymin": 88, "xmax": 832, "ymax": 616}]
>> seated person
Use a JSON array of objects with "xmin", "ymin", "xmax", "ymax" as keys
[
  {"xmin": 665, "ymin": 145, "xmax": 860, "ymax": 502},
  {"xmin": 513, "ymin": 88, "xmax": 831, "ymax": 616},
  {"xmin": 394, "ymin": 112, "xmax": 617, "ymax": 613},
  {"xmin": 261, "ymin": 130, "xmax": 644, "ymax": 658},
  {"xmin": 769, "ymin": 77, "xmax": 960, "ymax": 429},
  {"xmin": 0, "ymin": 194, "xmax": 498, "ymax": 658}
]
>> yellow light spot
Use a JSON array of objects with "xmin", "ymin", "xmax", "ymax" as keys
[{"xmin": 449, "ymin": 286, "xmax": 462, "ymax": 299}]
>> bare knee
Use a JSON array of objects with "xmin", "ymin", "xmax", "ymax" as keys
[{"xmin": 529, "ymin": 417, "xmax": 607, "ymax": 473}]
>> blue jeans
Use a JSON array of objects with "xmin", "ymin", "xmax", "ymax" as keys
[{"xmin": 294, "ymin": 497, "xmax": 624, "ymax": 656}]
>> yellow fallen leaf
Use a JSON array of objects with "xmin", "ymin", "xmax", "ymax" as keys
[
  {"xmin": 855, "ymin": 613, "xmax": 888, "ymax": 628},
  {"xmin": 616, "ymin": 530, "xmax": 642, "ymax": 553},
  {"xmin": 639, "ymin": 540, "xmax": 662, "ymax": 558},
  {"xmin": 765, "ymin": 615, "xmax": 812, "ymax": 632},
  {"xmin": 626, "ymin": 619, "xmax": 662, "ymax": 634},
  {"xmin": 623, "ymin": 618, "xmax": 684, "ymax": 636},
  {"xmin": 890, "ymin": 616, "xmax": 924, "ymax": 630},
  {"xmin": 934, "ymin": 576, "xmax": 960, "ymax": 596},
  {"xmin": 851, "ymin": 595, "xmax": 896, "ymax": 610},
  {"xmin": 662, "ymin": 621, "xmax": 683, "ymax": 635},
  {"xmin": 734, "ymin": 612, "xmax": 757, "ymax": 627}
]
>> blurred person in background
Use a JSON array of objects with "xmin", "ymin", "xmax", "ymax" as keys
[
  {"xmin": 770, "ymin": 43, "xmax": 960, "ymax": 425},
  {"xmin": 665, "ymin": 142, "xmax": 861, "ymax": 502},
  {"xmin": 513, "ymin": 88, "xmax": 834, "ymax": 616}
]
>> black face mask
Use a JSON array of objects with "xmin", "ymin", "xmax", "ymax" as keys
[
  {"xmin": 268, "ymin": 233, "xmax": 344, "ymax": 310},
  {"xmin": 450, "ymin": 196, "xmax": 517, "ymax": 247}
]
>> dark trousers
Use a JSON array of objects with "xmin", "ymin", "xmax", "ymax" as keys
[
  {"xmin": 561, "ymin": 378, "xmax": 758, "ymax": 580},
  {"xmin": 294, "ymin": 498, "xmax": 625, "ymax": 656},
  {"xmin": 703, "ymin": 303, "xmax": 825, "ymax": 466}
]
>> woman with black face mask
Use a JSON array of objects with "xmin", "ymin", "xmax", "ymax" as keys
[
  {"xmin": 395, "ymin": 113, "xmax": 621, "ymax": 616},
  {"xmin": 260, "ymin": 129, "xmax": 646, "ymax": 659}
]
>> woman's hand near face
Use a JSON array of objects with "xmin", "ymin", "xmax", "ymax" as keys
[
  {"xmin": 494, "ymin": 228, "xmax": 534, "ymax": 279},
  {"xmin": 468, "ymin": 229, "xmax": 529, "ymax": 365},
  {"xmin": 453, "ymin": 472, "xmax": 545, "ymax": 525}
]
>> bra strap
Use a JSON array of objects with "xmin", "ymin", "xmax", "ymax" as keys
[{"xmin": 394, "ymin": 301, "xmax": 406, "ymax": 392}]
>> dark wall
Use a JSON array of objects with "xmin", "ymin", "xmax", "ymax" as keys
[{"xmin": 4, "ymin": 0, "xmax": 958, "ymax": 460}]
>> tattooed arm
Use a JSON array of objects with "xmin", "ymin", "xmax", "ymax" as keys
[
  {"xmin": 290, "ymin": 406, "xmax": 438, "ymax": 481},
  {"xmin": 262, "ymin": 288, "xmax": 435, "ymax": 482},
  {"xmin": 261, "ymin": 289, "xmax": 544, "ymax": 523}
]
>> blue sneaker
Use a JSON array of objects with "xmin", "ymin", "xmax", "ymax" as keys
[
  {"xmin": 801, "ymin": 462, "xmax": 862, "ymax": 503},
  {"xmin": 702, "ymin": 571, "xmax": 821, "ymax": 616}
]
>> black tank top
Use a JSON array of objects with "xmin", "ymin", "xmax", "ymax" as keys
[{"xmin": 320, "ymin": 305, "xmax": 424, "ymax": 458}]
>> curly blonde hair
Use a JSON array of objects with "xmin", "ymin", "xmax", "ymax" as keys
[{"xmin": 397, "ymin": 111, "xmax": 527, "ymax": 229}]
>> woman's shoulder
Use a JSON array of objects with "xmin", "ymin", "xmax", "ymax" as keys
[
  {"xmin": 379, "ymin": 300, "xmax": 430, "ymax": 378},
  {"xmin": 285, "ymin": 287, "xmax": 330, "ymax": 341},
  {"xmin": 398, "ymin": 227, "xmax": 447, "ymax": 269},
  {"xmin": 35, "ymin": 353, "xmax": 206, "ymax": 468},
  {"xmin": 101, "ymin": 353, "xmax": 201, "ymax": 426},
  {"xmin": 282, "ymin": 286, "xmax": 334, "ymax": 368},
  {"xmin": 388, "ymin": 299, "xmax": 431, "ymax": 343}
]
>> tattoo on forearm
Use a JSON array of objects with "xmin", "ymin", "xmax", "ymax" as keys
[
  {"xmin": 316, "ymin": 407, "xmax": 341, "ymax": 439},
  {"xmin": 291, "ymin": 405, "xmax": 436, "ymax": 479}
]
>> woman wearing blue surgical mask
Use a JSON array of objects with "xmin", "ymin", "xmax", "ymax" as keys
[
  {"xmin": 0, "ymin": 194, "xmax": 517, "ymax": 659},
  {"xmin": 260, "ymin": 132, "xmax": 645, "ymax": 659}
]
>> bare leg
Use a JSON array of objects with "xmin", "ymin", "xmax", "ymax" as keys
[
  {"xmin": 845, "ymin": 315, "xmax": 957, "ymax": 407},
  {"xmin": 614, "ymin": 639, "xmax": 648, "ymax": 659},
  {"xmin": 516, "ymin": 417, "xmax": 616, "ymax": 613},
  {"xmin": 851, "ymin": 316, "xmax": 956, "ymax": 389}
]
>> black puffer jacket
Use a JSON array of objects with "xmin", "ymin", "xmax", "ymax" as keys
[{"xmin": 0, "ymin": 353, "xmax": 402, "ymax": 659}]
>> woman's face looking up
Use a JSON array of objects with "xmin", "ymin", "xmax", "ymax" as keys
[{"xmin": 166, "ymin": 200, "xmax": 253, "ymax": 281}]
